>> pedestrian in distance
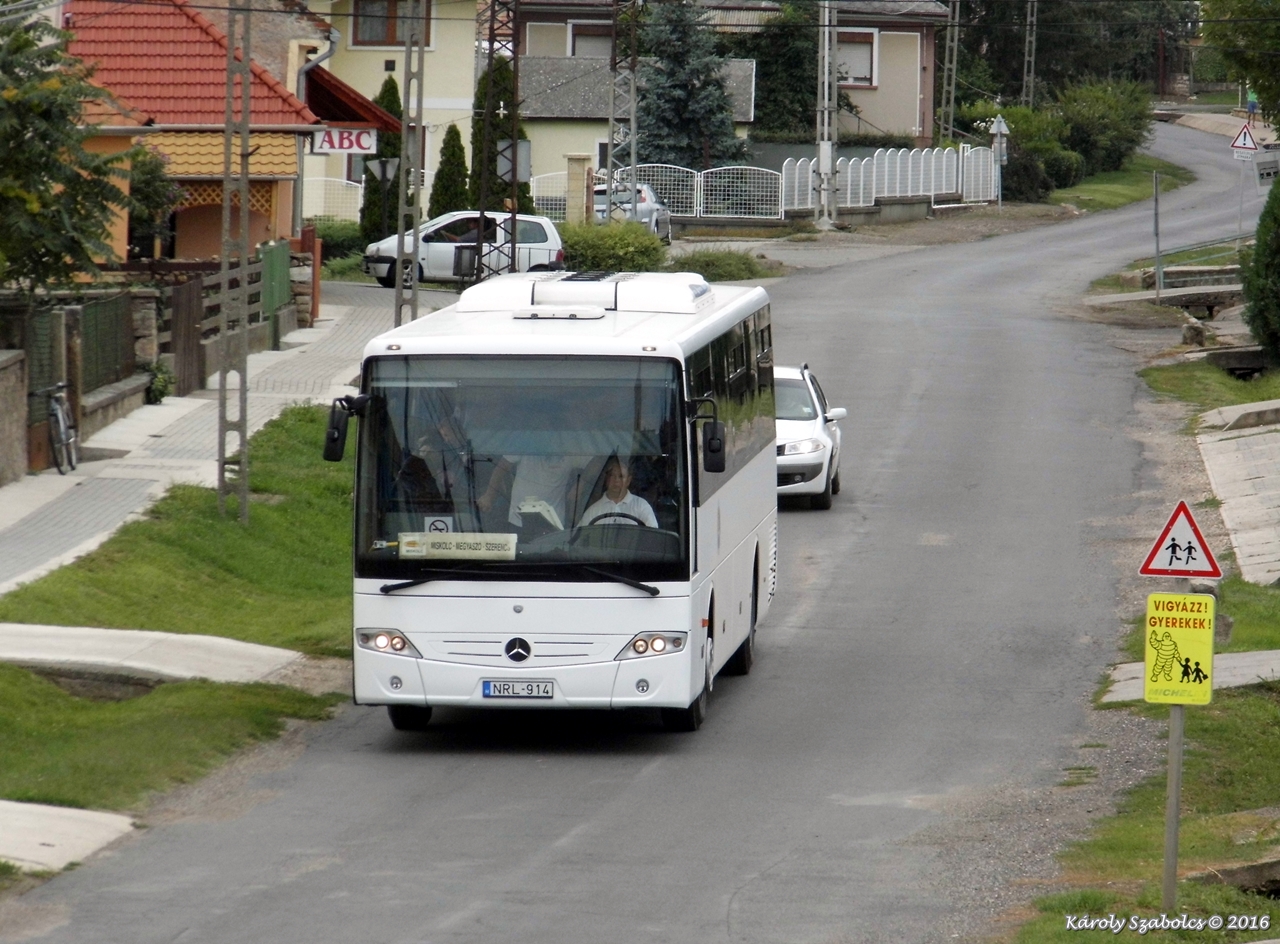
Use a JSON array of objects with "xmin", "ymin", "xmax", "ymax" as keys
[{"xmin": 1248, "ymin": 89, "xmax": 1260, "ymax": 127}]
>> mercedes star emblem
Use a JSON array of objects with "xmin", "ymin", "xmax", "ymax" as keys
[{"xmin": 504, "ymin": 637, "xmax": 531, "ymax": 662}]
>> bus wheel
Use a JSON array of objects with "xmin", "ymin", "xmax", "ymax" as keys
[
  {"xmin": 662, "ymin": 631, "xmax": 711, "ymax": 732},
  {"xmin": 387, "ymin": 704, "xmax": 432, "ymax": 731}
]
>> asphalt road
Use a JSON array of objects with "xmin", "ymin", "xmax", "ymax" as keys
[{"xmin": 8, "ymin": 123, "xmax": 1266, "ymax": 944}]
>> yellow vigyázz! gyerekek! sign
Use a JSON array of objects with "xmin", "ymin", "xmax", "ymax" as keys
[{"xmin": 1144, "ymin": 593, "xmax": 1214, "ymax": 705}]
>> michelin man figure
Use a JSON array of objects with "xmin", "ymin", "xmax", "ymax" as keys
[{"xmin": 1149, "ymin": 630, "xmax": 1181, "ymax": 682}]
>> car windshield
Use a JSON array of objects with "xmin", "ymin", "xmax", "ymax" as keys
[
  {"xmin": 356, "ymin": 356, "xmax": 689, "ymax": 583},
  {"xmin": 775, "ymin": 378, "xmax": 819, "ymax": 421}
]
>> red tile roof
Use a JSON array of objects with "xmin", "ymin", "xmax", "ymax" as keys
[{"xmin": 68, "ymin": 0, "xmax": 318, "ymax": 127}]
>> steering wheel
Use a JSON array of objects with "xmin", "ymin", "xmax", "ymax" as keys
[{"xmin": 587, "ymin": 512, "xmax": 650, "ymax": 527}]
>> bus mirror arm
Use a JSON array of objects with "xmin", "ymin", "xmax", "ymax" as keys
[
  {"xmin": 322, "ymin": 394, "xmax": 370, "ymax": 462},
  {"xmin": 687, "ymin": 397, "xmax": 726, "ymax": 474}
]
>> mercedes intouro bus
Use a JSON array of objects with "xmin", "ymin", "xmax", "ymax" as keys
[{"xmin": 324, "ymin": 271, "xmax": 777, "ymax": 732}]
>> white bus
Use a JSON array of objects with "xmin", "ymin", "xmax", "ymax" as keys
[{"xmin": 324, "ymin": 271, "xmax": 777, "ymax": 732}]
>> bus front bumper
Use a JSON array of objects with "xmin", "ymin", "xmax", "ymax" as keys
[{"xmin": 355, "ymin": 649, "xmax": 694, "ymax": 710}]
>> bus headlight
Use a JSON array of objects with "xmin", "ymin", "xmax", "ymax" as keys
[
  {"xmin": 356, "ymin": 628, "xmax": 422, "ymax": 658},
  {"xmin": 616, "ymin": 632, "xmax": 686, "ymax": 660}
]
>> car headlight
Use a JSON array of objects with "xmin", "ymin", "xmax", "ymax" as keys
[
  {"xmin": 616, "ymin": 632, "xmax": 686, "ymax": 660},
  {"xmin": 356, "ymin": 628, "xmax": 422, "ymax": 658},
  {"xmin": 783, "ymin": 438, "xmax": 824, "ymax": 455}
]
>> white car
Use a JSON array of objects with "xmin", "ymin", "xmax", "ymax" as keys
[
  {"xmin": 362, "ymin": 211, "xmax": 564, "ymax": 287},
  {"xmin": 775, "ymin": 364, "xmax": 845, "ymax": 509},
  {"xmin": 593, "ymin": 183, "xmax": 673, "ymax": 243}
]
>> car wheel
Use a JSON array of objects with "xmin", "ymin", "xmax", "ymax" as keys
[
  {"xmin": 375, "ymin": 271, "xmax": 396, "ymax": 288},
  {"xmin": 662, "ymin": 628, "xmax": 712, "ymax": 732},
  {"xmin": 387, "ymin": 704, "xmax": 432, "ymax": 731},
  {"xmin": 811, "ymin": 468, "xmax": 834, "ymax": 510},
  {"xmin": 831, "ymin": 468, "xmax": 841, "ymax": 496},
  {"xmin": 398, "ymin": 259, "xmax": 423, "ymax": 289}
]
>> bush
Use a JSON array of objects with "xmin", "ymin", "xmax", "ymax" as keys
[
  {"xmin": 1056, "ymin": 82, "xmax": 1152, "ymax": 175},
  {"xmin": 309, "ymin": 218, "xmax": 365, "ymax": 263},
  {"xmin": 558, "ymin": 222, "xmax": 666, "ymax": 272},
  {"xmin": 1243, "ymin": 183, "xmax": 1280, "ymax": 360},
  {"xmin": 1001, "ymin": 145, "xmax": 1052, "ymax": 203},
  {"xmin": 667, "ymin": 249, "xmax": 769, "ymax": 282},
  {"xmin": 1038, "ymin": 148, "xmax": 1086, "ymax": 189},
  {"xmin": 140, "ymin": 360, "xmax": 175, "ymax": 404}
]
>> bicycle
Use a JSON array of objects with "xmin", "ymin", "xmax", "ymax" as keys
[{"xmin": 31, "ymin": 382, "xmax": 78, "ymax": 474}]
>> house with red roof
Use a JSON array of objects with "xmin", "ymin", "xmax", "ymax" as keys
[{"xmin": 66, "ymin": 0, "xmax": 397, "ymax": 259}]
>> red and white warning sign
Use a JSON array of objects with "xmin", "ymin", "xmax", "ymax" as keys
[
  {"xmin": 1231, "ymin": 124, "xmax": 1259, "ymax": 152},
  {"xmin": 1139, "ymin": 500, "xmax": 1222, "ymax": 578}
]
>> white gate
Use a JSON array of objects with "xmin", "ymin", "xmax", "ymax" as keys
[{"xmin": 303, "ymin": 177, "xmax": 363, "ymax": 222}]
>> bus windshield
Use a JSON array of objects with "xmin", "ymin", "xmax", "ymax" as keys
[{"xmin": 356, "ymin": 355, "xmax": 688, "ymax": 583}]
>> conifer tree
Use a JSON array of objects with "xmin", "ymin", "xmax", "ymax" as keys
[
  {"xmin": 469, "ymin": 57, "xmax": 536, "ymax": 213},
  {"xmin": 636, "ymin": 1, "xmax": 745, "ymax": 169},
  {"xmin": 360, "ymin": 76, "xmax": 403, "ymax": 243},
  {"xmin": 1244, "ymin": 181, "xmax": 1280, "ymax": 359},
  {"xmin": 428, "ymin": 124, "xmax": 470, "ymax": 219}
]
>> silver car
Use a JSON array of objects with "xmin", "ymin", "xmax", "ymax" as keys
[
  {"xmin": 593, "ymin": 183, "xmax": 673, "ymax": 243},
  {"xmin": 775, "ymin": 364, "xmax": 845, "ymax": 509}
]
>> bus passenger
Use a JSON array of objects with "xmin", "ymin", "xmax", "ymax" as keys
[{"xmin": 578, "ymin": 456, "xmax": 657, "ymax": 528}]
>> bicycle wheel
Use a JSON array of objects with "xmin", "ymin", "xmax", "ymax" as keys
[{"xmin": 48, "ymin": 401, "xmax": 72, "ymax": 474}]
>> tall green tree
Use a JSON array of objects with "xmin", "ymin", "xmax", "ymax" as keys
[
  {"xmin": 718, "ymin": 4, "xmax": 816, "ymax": 137},
  {"xmin": 0, "ymin": 9, "xmax": 129, "ymax": 290},
  {"xmin": 956, "ymin": 0, "xmax": 1197, "ymax": 104},
  {"xmin": 359, "ymin": 76, "xmax": 403, "ymax": 243},
  {"xmin": 1203, "ymin": 0, "xmax": 1280, "ymax": 115},
  {"xmin": 428, "ymin": 124, "xmax": 469, "ymax": 219},
  {"xmin": 637, "ymin": 1, "xmax": 746, "ymax": 168},
  {"xmin": 469, "ymin": 57, "xmax": 535, "ymax": 213},
  {"xmin": 1244, "ymin": 181, "xmax": 1280, "ymax": 359}
]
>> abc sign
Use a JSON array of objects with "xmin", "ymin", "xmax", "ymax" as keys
[{"xmin": 312, "ymin": 129, "xmax": 378, "ymax": 154}]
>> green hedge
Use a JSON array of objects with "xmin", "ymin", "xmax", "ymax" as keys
[
  {"xmin": 308, "ymin": 218, "xmax": 365, "ymax": 263},
  {"xmin": 558, "ymin": 222, "xmax": 666, "ymax": 272},
  {"xmin": 668, "ymin": 250, "xmax": 770, "ymax": 282}
]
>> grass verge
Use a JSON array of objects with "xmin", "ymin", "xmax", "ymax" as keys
[
  {"xmin": 321, "ymin": 251, "xmax": 378, "ymax": 284},
  {"xmin": 1015, "ymin": 686, "xmax": 1280, "ymax": 944},
  {"xmin": 1139, "ymin": 362, "xmax": 1280, "ymax": 414},
  {"xmin": 0, "ymin": 664, "xmax": 341, "ymax": 811},
  {"xmin": 0, "ymin": 406, "xmax": 355, "ymax": 658},
  {"xmin": 1049, "ymin": 155, "xmax": 1196, "ymax": 212},
  {"xmin": 667, "ymin": 249, "xmax": 785, "ymax": 282}
]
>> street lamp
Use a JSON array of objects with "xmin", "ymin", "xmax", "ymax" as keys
[
  {"xmin": 366, "ymin": 157, "xmax": 400, "ymax": 239},
  {"xmin": 989, "ymin": 114, "xmax": 1009, "ymax": 210}
]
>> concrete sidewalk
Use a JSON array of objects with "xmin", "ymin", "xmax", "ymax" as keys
[
  {"xmin": 1101, "ymin": 650, "xmax": 1280, "ymax": 703},
  {"xmin": 1198, "ymin": 410, "xmax": 1280, "ymax": 586}
]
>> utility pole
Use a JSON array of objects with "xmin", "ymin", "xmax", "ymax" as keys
[
  {"xmin": 939, "ymin": 0, "xmax": 959, "ymax": 141},
  {"xmin": 607, "ymin": 0, "xmax": 640, "ymax": 223},
  {"xmin": 815, "ymin": 0, "xmax": 836, "ymax": 229},
  {"xmin": 218, "ymin": 0, "xmax": 250, "ymax": 523},
  {"xmin": 1020, "ymin": 0, "xmax": 1037, "ymax": 107},
  {"xmin": 394, "ymin": 0, "xmax": 426, "ymax": 327},
  {"xmin": 473, "ymin": 0, "xmax": 519, "ymax": 281}
]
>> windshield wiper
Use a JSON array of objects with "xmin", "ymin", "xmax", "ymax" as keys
[
  {"xmin": 379, "ymin": 563, "xmax": 659, "ymax": 596},
  {"xmin": 380, "ymin": 567, "xmax": 501, "ymax": 593}
]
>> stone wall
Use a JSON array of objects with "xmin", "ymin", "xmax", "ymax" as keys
[
  {"xmin": 131, "ymin": 288, "xmax": 159, "ymax": 365},
  {"xmin": 0, "ymin": 350, "xmax": 26, "ymax": 487}
]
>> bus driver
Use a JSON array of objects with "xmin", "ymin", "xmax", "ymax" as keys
[{"xmin": 578, "ymin": 456, "xmax": 658, "ymax": 528}]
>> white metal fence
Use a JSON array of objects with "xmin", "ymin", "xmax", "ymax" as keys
[
  {"xmin": 303, "ymin": 177, "xmax": 364, "ymax": 222},
  {"xmin": 529, "ymin": 147, "xmax": 995, "ymax": 222}
]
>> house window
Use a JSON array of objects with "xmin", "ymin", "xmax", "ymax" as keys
[
  {"xmin": 837, "ymin": 30, "xmax": 875, "ymax": 87},
  {"xmin": 526, "ymin": 22, "xmax": 567, "ymax": 56},
  {"xmin": 354, "ymin": 0, "xmax": 431, "ymax": 47},
  {"xmin": 569, "ymin": 22, "xmax": 611, "ymax": 58}
]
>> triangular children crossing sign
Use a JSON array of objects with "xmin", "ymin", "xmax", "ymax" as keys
[
  {"xmin": 1231, "ymin": 124, "xmax": 1259, "ymax": 151},
  {"xmin": 1140, "ymin": 500, "xmax": 1222, "ymax": 578}
]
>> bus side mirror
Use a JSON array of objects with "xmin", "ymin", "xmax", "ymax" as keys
[
  {"xmin": 323, "ymin": 395, "xmax": 369, "ymax": 462},
  {"xmin": 703, "ymin": 420, "xmax": 726, "ymax": 474},
  {"xmin": 323, "ymin": 401, "xmax": 350, "ymax": 462}
]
